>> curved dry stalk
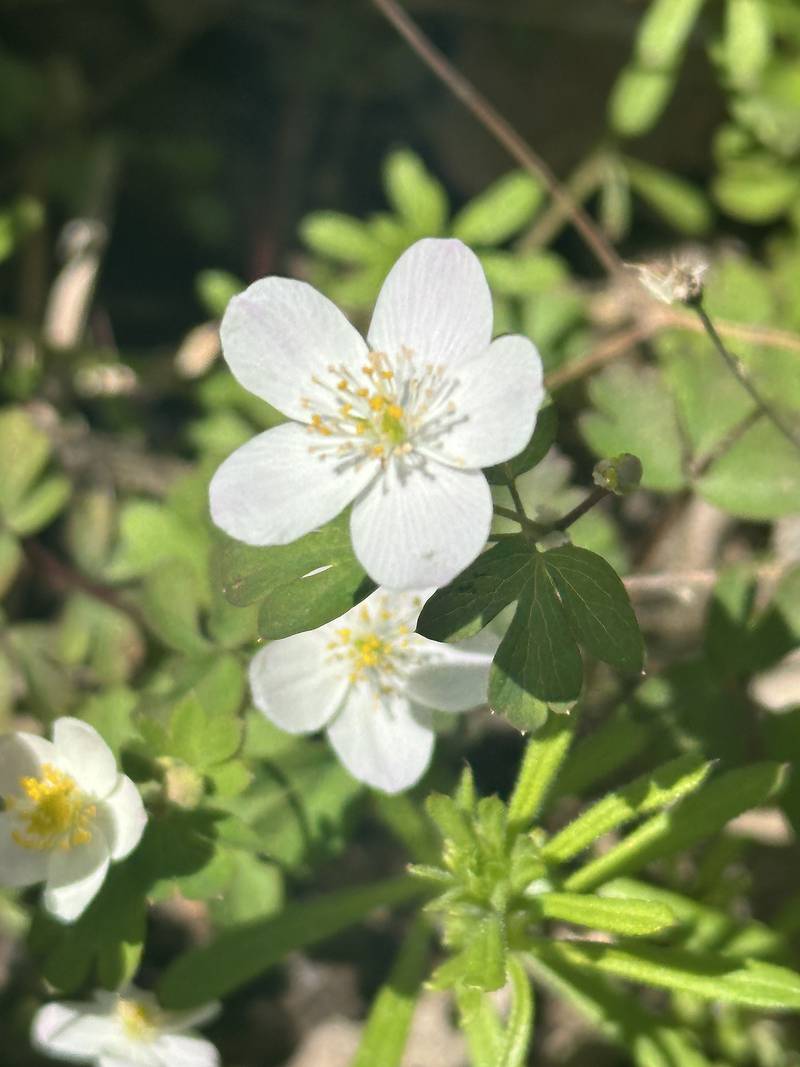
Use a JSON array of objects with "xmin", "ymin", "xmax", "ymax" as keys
[{"xmin": 371, "ymin": 0, "xmax": 623, "ymax": 277}]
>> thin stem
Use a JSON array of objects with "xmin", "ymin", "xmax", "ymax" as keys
[
  {"xmin": 493, "ymin": 504, "xmax": 525, "ymax": 525},
  {"xmin": 552, "ymin": 486, "xmax": 609, "ymax": 531},
  {"xmin": 692, "ymin": 299, "xmax": 800, "ymax": 455},
  {"xmin": 371, "ymin": 0, "xmax": 623, "ymax": 277},
  {"xmin": 518, "ymin": 149, "xmax": 608, "ymax": 252},
  {"xmin": 507, "ymin": 478, "xmax": 528, "ymax": 520}
]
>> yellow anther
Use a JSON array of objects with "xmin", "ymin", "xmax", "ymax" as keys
[
  {"xmin": 371, "ymin": 444, "xmax": 385, "ymax": 458},
  {"xmin": 340, "ymin": 402, "xmax": 352, "ymax": 416},
  {"xmin": 10, "ymin": 764, "xmax": 95, "ymax": 852},
  {"xmin": 369, "ymin": 395, "xmax": 386, "ymax": 412},
  {"xmin": 117, "ymin": 1000, "xmax": 159, "ymax": 1042},
  {"xmin": 387, "ymin": 404, "xmax": 404, "ymax": 420},
  {"xmin": 356, "ymin": 387, "xmax": 369, "ymax": 397},
  {"xmin": 380, "ymin": 370, "xmax": 394, "ymax": 380},
  {"xmin": 337, "ymin": 380, "xmax": 349, "ymax": 390}
]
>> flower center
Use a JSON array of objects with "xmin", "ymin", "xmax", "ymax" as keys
[
  {"xmin": 302, "ymin": 348, "xmax": 463, "ymax": 466},
  {"xmin": 6, "ymin": 763, "xmax": 96, "ymax": 852},
  {"xmin": 326, "ymin": 597, "xmax": 422, "ymax": 693},
  {"xmin": 116, "ymin": 999, "xmax": 160, "ymax": 1042}
]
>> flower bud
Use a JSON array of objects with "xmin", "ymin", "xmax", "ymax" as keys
[{"xmin": 593, "ymin": 453, "xmax": 643, "ymax": 495}]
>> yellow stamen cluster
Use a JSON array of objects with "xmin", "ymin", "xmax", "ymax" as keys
[
  {"xmin": 117, "ymin": 999, "xmax": 160, "ymax": 1042},
  {"xmin": 7, "ymin": 763, "xmax": 95, "ymax": 852},
  {"xmin": 305, "ymin": 350, "xmax": 411, "ymax": 458},
  {"xmin": 326, "ymin": 601, "xmax": 413, "ymax": 690}
]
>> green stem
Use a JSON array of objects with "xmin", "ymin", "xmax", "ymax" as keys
[
  {"xmin": 552, "ymin": 486, "xmax": 610, "ymax": 532},
  {"xmin": 507, "ymin": 710, "xmax": 580, "ymax": 831},
  {"xmin": 692, "ymin": 298, "xmax": 800, "ymax": 455}
]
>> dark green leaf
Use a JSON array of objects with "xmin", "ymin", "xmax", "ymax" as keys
[
  {"xmin": 490, "ymin": 556, "xmax": 583, "ymax": 708},
  {"xmin": 258, "ymin": 558, "xmax": 374, "ymax": 639},
  {"xmin": 543, "ymin": 545, "xmax": 644, "ymax": 673},
  {"xmin": 417, "ymin": 537, "xmax": 533, "ymax": 642}
]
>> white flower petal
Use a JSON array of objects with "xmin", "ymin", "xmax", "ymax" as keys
[
  {"xmin": 166, "ymin": 1003, "xmax": 221, "ymax": 1033},
  {"xmin": 31, "ymin": 1002, "xmax": 119, "ymax": 1061},
  {"xmin": 98, "ymin": 775, "xmax": 147, "ymax": 861},
  {"xmin": 209, "ymin": 421, "xmax": 376, "ymax": 546},
  {"xmin": 0, "ymin": 811, "xmax": 50, "ymax": 887},
  {"xmin": 435, "ymin": 334, "xmax": 544, "ymax": 468},
  {"xmin": 249, "ymin": 633, "xmax": 348, "ymax": 734},
  {"xmin": 350, "ymin": 462, "xmax": 492, "ymax": 588},
  {"xmin": 52, "ymin": 718, "xmax": 119, "ymax": 799},
  {"xmin": 221, "ymin": 277, "xmax": 368, "ymax": 421},
  {"xmin": 0, "ymin": 733, "xmax": 60, "ymax": 796},
  {"xmin": 368, "ymin": 239, "xmax": 492, "ymax": 368},
  {"xmin": 405, "ymin": 637, "xmax": 494, "ymax": 711},
  {"xmin": 153, "ymin": 1035, "xmax": 221, "ymax": 1067},
  {"xmin": 44, "ymin": 829, "xmax": 110, "ymax": 923},
  {"xmin": 327, "ymin": 690, "xmax": 434, "ymax": 794}
]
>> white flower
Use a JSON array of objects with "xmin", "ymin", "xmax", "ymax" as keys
[
  {"xmin": 249, "ymin": 587, "xmax": 495, "ymax": 794},
  {"xmin": 209, "ymin": 238, "xmax": 544, "ymax": 589},
  {"xmin": 0, "ymin": 718, "xmax": 147, "ymax": 922},
  {"xmin": 31, "ymin": 985, "xmax": 220, "ymax": 1067}
]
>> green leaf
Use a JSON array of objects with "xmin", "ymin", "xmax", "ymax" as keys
[
  {"xmin": 542, "ymin": 545, "xmax": 644, "ymax": 674},
  {"xmin": 457, "ymin": 987, "xmax": 504, "ymax": 1067},
  {"xmin": 383, "ymin": 149, "xmax": 448, "ymax": 235},
  {"xmin": 499, "ymin": 956, "xmax": 535, "ymax": 1067},
  {"xmin": 599, "ymin": 878, "xmax": 783, "ymax": 959},
  {"xmin": 507, "ymin": 712, "xmax": 577, "ymax": 830},
  {"xmin": 697, "ymin": 418, "xmax": 800, "ymax": 519},
  {"xmin": 713, "ymin": 158, "xmax": 800, "ymax": 222},
  {"xmin": 636, "ymin": 0, "xmax": 705, "ymax": 70},
  {"xmin": 625, "ymin": 158, "xmax": 712, "ymax": 235},
  {"xmin": 554, "ymin": 707, "xmax": 650, "ymax": 799},
  {"xmin": 479, "ymin": 251, "xmax": 566, "ymax": 297},
  {"xmin": 0, "ymin": 407, "xmax": 51, "ymax": 515},
  {"xmin": 195, "ymin": 269, "xmax": 243, "ymax": 318},
  {"xmin": 258, "ymin": 557, "xmax": 373, "ymax": 639},
  {"xmin": 351, "ymin": 918, "xmax": 431, "ymax": 1067},
  {"xmin": 0, "ymin": 529, "xmax": 21, "ymax": 598},
  {"xmin": 140, "ymin": 559, "xmax": 211, "ymax": 655},
  {"xmin": 543, "ymin": 753, "xmax": 713, "ymax": 863},
  {"xmin": 212, "ymin": 510, "xmax": 371, "ymax": 638},
  {"xmin": 300, "ymin": 211, "xmax": 380, "ymax": 263},
  {"xmin": 722, "ymin": 0, "xmax": 771, "ymax": 89},
  {"xmin": 417, "ymin": 536, "xmax": 533, "ymax": 642},
  {"xmin": 538, "ymin": 939, "xmax": 800, "ymax": 1011},
  {"xmin": 140, "ymin": 691, "xmax": 242, "ymax": 771},
  {"xmin": 608, "ymin": 66, "xmax": 676, "ymax": 137},
  {"xmin": 534, "ymin": 892, "xmax": 675, "ymax": 937},
  {"xmin": 530, "ymin": 943, "xmax": 714, "ymax": 1067},
  {"xmin": 580, "ymin": 364, "xmax": 687, "ymax": 493},
  {"xmin": 485, "ymin": 403, "xmax": 557, "ymax": 485},
  {"xmin": 208, "ymin": 852, "xmax": 283, "ymax": 925},
  {"xmin": 6, "ymin": 473, "xmax": 70, "ymax": 535},
  {"xmin": 451, "ymin": 171, "xmax": 543, "ymax": 246},
  {"xmin": 566, "ymin": 762, "xmax": 787, "ymax": 891},
  {"xmin": 77, "ymin": 687, "xmax": 138, "ymax": 760},
  {"xmin": 158, "ymin": 875, "xmax": 425, "ymax": 1008},
  {"xmin": 491, "ymin": 556, "xmax": 583, "ymax": 708},
  {"xmin": 462, "ymin": 912, "xmax": 508, "ymax": 991}
]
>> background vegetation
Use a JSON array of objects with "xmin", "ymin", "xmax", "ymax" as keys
[{"xmin": 3, "ymin": 0, "xmax": 800, "ymax": 1064}]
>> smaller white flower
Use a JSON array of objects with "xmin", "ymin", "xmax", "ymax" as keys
[
  {"xmin": 0, "ymin": 718, "xmax": 147, "ymax": 922},
  {"xmin": 31, "ymin": 985, "xmax": 220, "ymax": 1067},
  {"xmin": 249, "ymin": 588, "xmax": 495, "ymax": 794}
]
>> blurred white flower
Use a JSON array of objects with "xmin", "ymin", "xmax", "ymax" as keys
[
  {"xmin": 249, "ymin": 587, "xmax": 495, "ymax": 794},
  {"xmin": 0, "ymin": 718, "xmax": 146, "ymax": 922},
  {"xmin": 32, "ymin": 985, "xmax": 219, "ymax": 1067},
  {"xmin": 210, "ymin": 238, "xmax": 544, "ymax": 589}
]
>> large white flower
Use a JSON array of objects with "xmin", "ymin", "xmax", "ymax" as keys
[
  {"xmin": 210, "ymin": 238, "xmax": 544, "ymax": 589},
  {"xmin": 31, "ymin": 985, "xmax": 220, "ymax": 1067},
  {"xmin": 249, "ymin": 588, "xmax": 495, "ymax": 794},
  {"xmin": 0, "ymin": 718, "xmax": 147, "ymax": 922}
]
